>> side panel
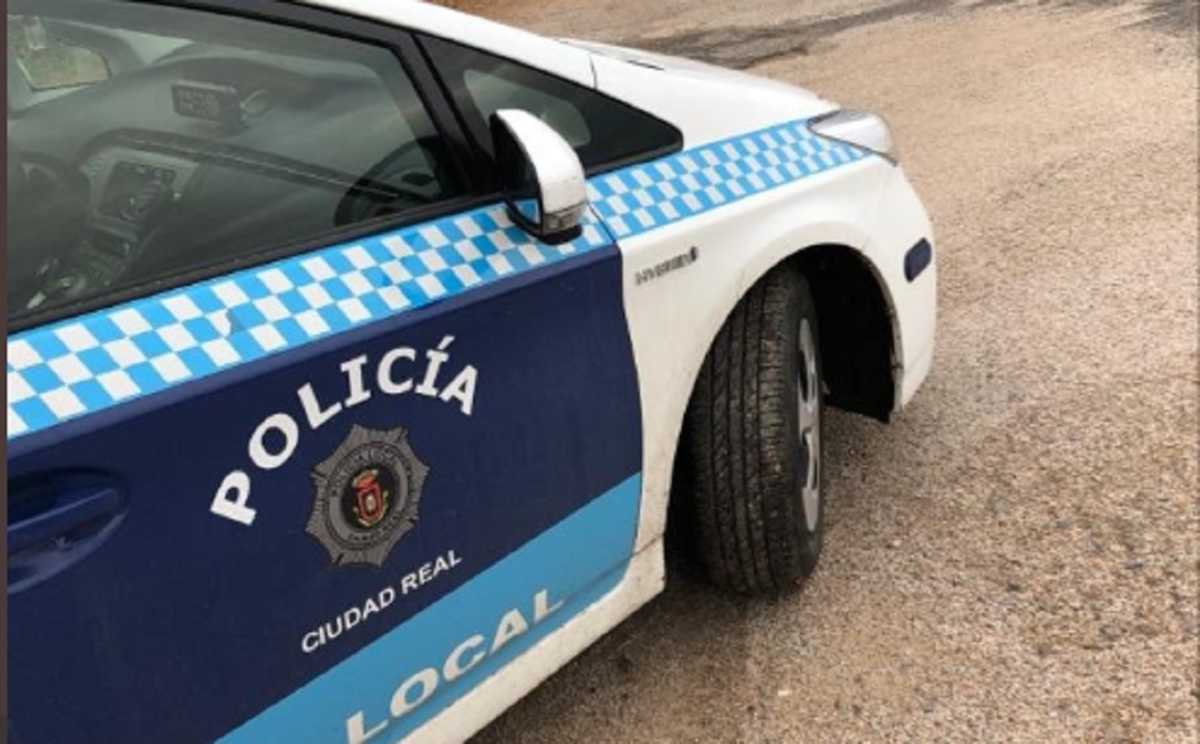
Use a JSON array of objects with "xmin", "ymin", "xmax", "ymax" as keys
[
  {"xmin": 220, "ymin": 474, "xmax": 642, "ymax": 743},
  {"xmin": 6, "ymin": 206, "xmax": 643, "ymax": 743}
]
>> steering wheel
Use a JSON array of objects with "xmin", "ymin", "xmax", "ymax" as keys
[
  {"xmin": 7, "ymin": 151, "xmax": 91, "ymax": 311},
  {"xmin": 334, "ymin": 138, "xmax": 455, "ymax": 226}
]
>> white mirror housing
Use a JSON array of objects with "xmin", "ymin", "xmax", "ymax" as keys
[{"xmin": 490, "ymin": 109, "xmax": 588, "ymax": 244}]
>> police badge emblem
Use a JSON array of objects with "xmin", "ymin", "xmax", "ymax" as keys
[{"xmin": 307, "ymin": 424, "xmax": 429, "ymax": 566}]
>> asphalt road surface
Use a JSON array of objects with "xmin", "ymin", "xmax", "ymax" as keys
[{"xmin": 451, "ymin": 0, "xmax": 1200, "ymax": 741}]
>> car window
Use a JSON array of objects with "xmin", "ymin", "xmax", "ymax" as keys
[
  {"xmin": 420, "ymin": 34, "xmax": 681, "ymax": 177},
  {"xmin": 7, "ymin": 0, "xmax": 464, "ymax": 326},
  {"xmin": 463, "ymin": 68, "xmax": 592, "ymax": 149}
]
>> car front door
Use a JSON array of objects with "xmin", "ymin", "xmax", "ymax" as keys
[{"xmin": 6, "ymin": 2, "xmax": 642, "ymax": 742}]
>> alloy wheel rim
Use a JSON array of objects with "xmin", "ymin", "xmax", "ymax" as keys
[{"xmin": 796, "ymin": 317, "xmax": 821, "ymax": 532}]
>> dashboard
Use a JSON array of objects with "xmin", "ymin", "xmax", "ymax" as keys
[
  {"xmin": 31, "ymin": 147, "xmax": 202, "ymax": 310},
  {"xmin": 83, "ymin": 147, "xmax": 197, "ymax": 245},
  {"xmin": 89, "ymin": 152, "xmax": 193, "ymax": 222}
]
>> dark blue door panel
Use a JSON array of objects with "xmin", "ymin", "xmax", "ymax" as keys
[
  {"xmin": 7, "ymin": 233, "xmax": 641, "ymax": 743},
  {"xmin": 222, "ymin": 473, "xmax": 641, "ymax": 743}
]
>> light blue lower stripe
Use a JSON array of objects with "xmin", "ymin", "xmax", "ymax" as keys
[{"xmin": 218, "ymin": 473, "xmax": 642, "ymax": 744}]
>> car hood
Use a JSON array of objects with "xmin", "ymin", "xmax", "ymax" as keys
[{"xmin": 560, "ymin": 37, "xmax": 835, "ymax": 145}]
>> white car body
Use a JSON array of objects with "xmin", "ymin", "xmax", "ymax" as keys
[
  {"xmin": 6, "ymin": 2, "xmax": 935, "ymax": 742},
  {"xmin": 307, "ymin": 2, "xmax": 936, "ymax": 742}
]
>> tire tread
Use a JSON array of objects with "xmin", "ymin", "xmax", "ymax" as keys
[{"xmin": 684, "ymin": 264, "xmax": 824, "ymax": 594}]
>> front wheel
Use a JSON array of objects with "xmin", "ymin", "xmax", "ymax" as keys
[{"xmin": 683, "ymin": 263, "xmax": 825, "ymax": 594}]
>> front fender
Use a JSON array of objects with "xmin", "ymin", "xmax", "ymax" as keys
[{"xmin": 616, "ymin": 154, "xmax": 910, "ymax": 552}]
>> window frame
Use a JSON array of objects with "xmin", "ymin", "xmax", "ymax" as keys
[
  {"xmin": 10, "ymin": 0, "xmax": 491, "ymax": 333},
  {"xmin": 413, "ymin": 31, "xmax": 684, "ymax": 191}
]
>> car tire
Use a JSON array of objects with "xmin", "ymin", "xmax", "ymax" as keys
[{"xmin": 683, "ymin": 263, "xmax": 825, "ymax": 594}]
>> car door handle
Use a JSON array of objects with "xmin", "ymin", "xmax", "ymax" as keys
[{"xmin": 8, "ymin": 482, "xmax": 127, "ymax": 594}]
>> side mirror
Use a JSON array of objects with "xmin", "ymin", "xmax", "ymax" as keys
[{"xmin": 490, "ymin": 109, "xmax": 587, "ymax": 244}]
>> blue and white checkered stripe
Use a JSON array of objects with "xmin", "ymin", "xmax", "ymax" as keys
[
  {"xmin": 7, "ymin": 206, "xmax": 611, "ymax": 439},
  {"xmin": 7, "ymin": 118, "xmax": 866, "ymax": 440},
  {"xmin": 588, "ymin": 119, "xmax": 866, "ymax": 239}
]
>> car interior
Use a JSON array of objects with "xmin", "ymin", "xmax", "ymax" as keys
[{"xmin": 7, "ymin": 1, "xmax": 460, "ymax": 326}]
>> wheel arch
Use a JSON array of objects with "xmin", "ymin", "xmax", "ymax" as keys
[
  {"xmin": 726, "ymin": 232, "xmax": 904, "ymax": 423},
  {"xmin": 647, "ymin": 234, "xmax": 903, "ymax": 551},
  {"xmin": 791, "ymin": 243, "xmax": 899, "ymax": 422}
]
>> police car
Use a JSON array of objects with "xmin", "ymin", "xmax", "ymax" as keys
[{"xmin": 6, "ymin": 1, "xmax": 936, "ymax": 741}]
